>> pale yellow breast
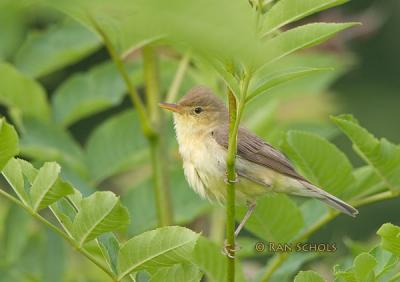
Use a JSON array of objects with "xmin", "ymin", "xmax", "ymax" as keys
[{"xmin": 174, "ymin": 116, "xmax": 227, "ymax": 203}]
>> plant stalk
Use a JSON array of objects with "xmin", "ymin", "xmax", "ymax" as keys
[
  {"xmin": 143, "ymin": 45, "xmax": 173, "ymax": 226},
  {"xmin": 0, "ymin": 189, "xmax": 116, "ymax": 280},
  {"xmin": 166, "ymin": 51, "xmax": 191, "ymax": 103},
  {"xmin": 94, "ymin": 18, "xmax": 173, "ymax": 227},
  {"xmin": 91, "ymin": 17, "xmax": 155, "ymax": 138},
  {"xmin": 225, "ymin": 75, "xmax": 251, "ymax": 282}
]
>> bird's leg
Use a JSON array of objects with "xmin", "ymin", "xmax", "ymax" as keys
[
  {"xmin": 235, "ymin": 202, "xmax": 256, "ymax": 237},
  {"xmin": 222, "ymin": 202, "xmax": 256, "ymax": 258}
]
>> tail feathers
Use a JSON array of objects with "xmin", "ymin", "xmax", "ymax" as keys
[{"xmin": 298, "ymin": 181, "xmax": 358, "ymax": 217}]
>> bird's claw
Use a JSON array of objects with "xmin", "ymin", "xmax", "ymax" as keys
[
  {"xmin": 222, "ymin": 240, "xmax": 241, "ymax": 258},
  {"xmin": 224, "ymin": 172, "xmax": 239, "ymax": 184}
]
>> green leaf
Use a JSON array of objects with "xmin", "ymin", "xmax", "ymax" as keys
[
  {"xmin": 0, "ymin": 63, "xmax": 50, "ymax": 123},
  {"xmin": 0, "ymin": 1, "xmax": 27, "ymax": 60},
  {"xmin": 42, "ymin": 230, "xmax": 65, "ymax": 282},
  {"xmin": 192, "ymin": 237, "xmax": 226, "ymax": 282},
  {"xmin": 123, "ymin": 167, "xmax": 210, "ymax": 236},
  {"xmin": 44, "ymin": 0, "xmax": 257, "ymax": 63},
  {"xmin": 294, "ymin": 270, "xmax": 326, "ymax": 282},
  {"xmin": 262, "ymin": 0, "xmax": 348, "ymax": 35},
  {"xmin": 117, "ymin": 226, "xmax": 199, "ymax": 279},
  {"xmin": 52, "ymin": 61, "xmax": 142, "ymax": 126},
  {"xmin": 3, "ymin": 204, "xmax": 31, "ymax": 265},
  {"xmin": 258, "ymin": 23, "xmax": 358, "ymax": 69},
  {"xmin": 72, "ymin": 191, "xmax": 130, "ymax": 246},
  {"xmin": 85, "ymin": 111, "xmax": 148, "ymax": 183},
  {"xmin": 269, "ymin": 252, "xmax": 321, "ymax": 282},
  {"xmin": 247, "ymin": 67, "xmax": 330, "ymax": 102},
  {"xmin": 149, "ymin": 264, "xmax": 202, "ymax": 282},
  {"xmin": 283, "ymin": 130, "xmax": 354, "ymax": 197},
  {"xmin": 30, "ymin": 162, "xmax": 74, "ymax": 211},
  {"xmin": 192, "ymin": 236, "xmax": 245, "ymax": 282},
  {"xmin": 236, "ymin": 194, "xmax": 303, "ymax": 242},
  {"xmin": 0, "ymin": 119, "xmax": 19, "ymax": 171},
  {"xmin": 98, "ymin": 233, "xmax": 120, "ymax": 274},
  {"xmin": 353, "ymin": 253, "xmax": 377, "ymax": 282},
  {"xmin": 370, "ymin": 247, "xmax": 398, "ymax": 280},
  {"xmin": 377, "ymin": 223, "xmax": 400, "ymax": 257},
  {"xmin": 2, "ymin": 158, "xmax": 30, "ymax": 205},
  {"xmin": 20, "ymin": 117, "xmax": 86, "ymax": 176},
  {"xmin": 15, "ymin": 20, "xmax": 101, "ymax": 78},
  {"xmin": 335, "ymin": 252, "xmax": 377, "ymax": 282},
  {"xmin": 332, "ymin": 114, "xmax": 400, "ymax": 192},
  {"xmin": 350, "ymin": 166, "xmax": 385, "ymax": 199}
]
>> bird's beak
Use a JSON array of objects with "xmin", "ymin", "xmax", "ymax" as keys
[{"xmin": 159, "ymin": 102, "xmax": 183, "ymax": 114}]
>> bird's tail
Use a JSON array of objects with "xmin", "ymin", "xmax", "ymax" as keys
[{"xmin": 297, "ymin": 180, "xmax": 358, "ymax": 217}]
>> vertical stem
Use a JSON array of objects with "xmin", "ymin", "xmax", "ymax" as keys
[
  {"xmin": 226, "ymin": 89, "xmax": 238, "ymax": 282},
  {"xmin": 143, "ymin": 46, "xmax": 160, "ymax": 124},
  {"xmin": 166, "ymin": 51, "xmax": 191, "ymax": 103},
  {"xmin": 225, "ymin": 75, "xmax": 251, "ymax": 282},
  {"xmin": 148, "ymin": 136, "xmax": 173, "ymax": 226},
  {"xmin": 143, "ymin": 45, "xmax": 173, "ymax": 226}
]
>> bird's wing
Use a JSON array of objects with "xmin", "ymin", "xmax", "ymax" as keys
[{"xmin": 212, "ymin": 125, "xmax": 305, "ymax": 181}]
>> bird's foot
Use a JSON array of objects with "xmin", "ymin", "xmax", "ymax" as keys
[
  {"xmin": 224, "ymin": 172, "xmax": 239, "ymax": 184},
  {"xmin": 222, "ymin": 240, "xmax": 241, "ymax": 258}
]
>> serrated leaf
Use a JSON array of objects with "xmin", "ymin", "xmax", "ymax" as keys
[
  {"xmin": 192, "ymin": 236, "xmax": 246, "ymax": 282},
  {"xmin": 2, "ymin": 158, "xmax": 30, "ymax": 205},
  {"xmin": 0, "ymin": 119, "xmax": 19, "ymax": 171},
  {"xmin": 350, "ymin": 166, "xmax": 385, "ymax": 199},
  {"xmin": 52, "ymin": 61, "xmax": 142, "ymax": 126},
  {"xmin": 236, "ymin": 194, "xmax": 303, "ymax": 242},
  {"xmin": 258, "ymin": 23, "xmax": 357, "ymax": 69},
  {"xmin": 247, "ymin": 67, "xmax": 330, "ymax": 102},
  {"xmin": 72, "ymin": 191, "xmax": 130, "ymax": 246},
  {"xmin": 117, "ymin": 226, "xmax": 199, "ymax": 279},
  {"xmin": 149, "ymin": 264, "xmax": 202, "ymax": 282},
  {"xmin": 15, "ymin": 20, "xmax": 101, "ymax": 78},
  {"xmin": 85, "ymin": 111, "xmax": 148, "ymax": 183},
  {"xmin": 332, "ymin": 114, "xmax": 400, "ymax": 192},
  {"xmin": 284, "ymin": 130, "xmax": 354, "ymax": 197},
  {"xmin": 294, "ymin": 270, "xmax": 326, "ymax": 282},
  {"xmin": 377, "ymin": 223, "xmax": 400, "ymax": 257},
  {"xmin": 370, "ymin": 247, "xmax": 398, "ymax": 279},
  {"xmin": 0, "ymin": 63, "xmax": 50, "ymax": 122},
  {"xmin": 98, "ymin": 233, "xmax": 120, "ymax": 274},
  {"xmin": 262, "ymin": 0, "xmax": 348, "ymax": 35},
  {"xmin": 30, "ymin": 162, "xmax": 74, "ymax": 211}
]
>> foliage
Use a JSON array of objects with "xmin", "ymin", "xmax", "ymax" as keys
[{"xmin": 0, "ymin": 0, "xmax": 398, "ymax": 282}]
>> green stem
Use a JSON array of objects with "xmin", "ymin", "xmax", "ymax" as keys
[
  {"xmin": 389, "ymin": 270, "xmax": 400, "ymax": 282},
  {"xmin": 143, "ymin": 45, "xmax": 160, "ymax": 124},
  {"xmin": 260, "ymin": 190, "xmax": 400, "ymax": 281},
  {"xmin": 149, "ymin": 136, "xmax": 173, "ymax": 226},
  {"xmin": 166, "ymin": 51, "xmax": 191, "ymax": 103},
  {"xmin": 143, "ymin": 45, "xmax": 173, "ymax": 226},
  {"xmin": 0, "ymin": 189, "xmax": 116, "ymax": 280},
  {"xmin": 226, "ymin": 75, "xmax": 251, "ymax": 282},
  {"xmin": 91, "ymin": 18, "xmax": 155, "ymax": 138},
  {"xmin": 93, "ymin": 18, "xmax": 172, "ymax": 227}
]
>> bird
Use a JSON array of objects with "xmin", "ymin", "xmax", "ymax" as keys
[{"xmin": 160, "ymin": 86, "xmax": 358, "ymax": 253}]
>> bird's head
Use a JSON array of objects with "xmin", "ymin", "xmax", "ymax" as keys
[{"xmin": 160, "ymin": 86, "xmax": 228, "ymax": 134}]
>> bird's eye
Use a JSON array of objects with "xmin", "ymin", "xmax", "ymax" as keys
[{"xmin": 194, "ymin": 107, "xmax": 203, "ymax": 114}]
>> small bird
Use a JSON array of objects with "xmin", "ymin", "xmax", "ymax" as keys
[{"xmin": 160, "ymin": 86, "xmax": 358, "ymax": 248}]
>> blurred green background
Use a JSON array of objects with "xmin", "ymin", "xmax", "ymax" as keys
[{"xmin": 0, "ymin": 0, "xmax": 399, "ymax": 281}]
